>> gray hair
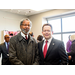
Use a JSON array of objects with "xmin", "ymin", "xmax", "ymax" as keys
[{"xmin": 20, "ymin": 18, "xmax": 32, "ymax": 27}]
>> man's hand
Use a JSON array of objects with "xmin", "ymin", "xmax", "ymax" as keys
[{"xmin": 68, "ymin": 56, "xmax": 71, "ymax": 60}]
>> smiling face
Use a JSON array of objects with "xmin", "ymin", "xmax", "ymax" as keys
[
  {"xmin": 42, "ymin": 25, "xmax": 53, "ymax": 40},
  {"xmin": 20, "ymin": 20, "xmax": 31, "ymax": 35}
]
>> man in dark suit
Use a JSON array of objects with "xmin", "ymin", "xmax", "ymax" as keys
[
  {"xmin": 38, "ymin": 24, "xmax": 68, "ymax": 65},
  {"xmin": 0, "ymin": 35, "xmax": 11, "ymax": 65}
]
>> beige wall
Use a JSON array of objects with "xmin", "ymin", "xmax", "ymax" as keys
[
  {"xmin": 28, "ymin": 9, "xmax": 75, "ymax": 39},
  {"xmin": 0, "ymin": 9, "xmax": 74, "ymax": 42},
  {"xmin": 0, "ymin": 10, "xmax": 27, "ymax": 44}
]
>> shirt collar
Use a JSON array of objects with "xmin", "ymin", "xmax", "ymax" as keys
[
  {"xmin": 21, "ymin": 32, "xmax": 28, "ymax": 39},
  {"xmin": 44, "ymin": 37, "xmax": 52, "ymax": 43},
  {"xmin": 5, "ymin": 42, "xmax": 9, "ymax": 44}
]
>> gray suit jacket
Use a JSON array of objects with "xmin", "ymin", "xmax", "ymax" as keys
[{"xmin": 9, "ymin": 32, "xmax": 39, "ymax": 65}]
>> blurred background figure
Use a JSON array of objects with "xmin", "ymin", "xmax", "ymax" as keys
[
  {"xmin": 68, "ymin": 34, "xmax": 75, "ymax": 65},
  {"xmin": 0, "ymin": 35, "xmax": 11, "ymax": 65},
  {"xmin": 29, "ymin": 32, "xmax": 34, "ymax": 37},
  {"xmin": 37, "ymin": 35, "xmax": 43, "ymax": 42},
  {"xmin": 66, "ymin": 35, "xmax": 72, "ymax": 65},
  {"xmin": 66, "ymin": 35, "xmax": 72, "ymax": 52}
]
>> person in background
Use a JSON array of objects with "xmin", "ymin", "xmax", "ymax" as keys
[
  {"xmin": 29, "ymin": 32, "xmax": 34, "ymax": 37},
  {"xmin": 9, "ymin": 18, "xmax": 39, "ymax": 65},
  {"xmin": 0, "ymin": 35, "xmax": 11, "ymax": 65},
  {"xmin": 37, "ymin": 35, "xmax": 43, "ymax": 42},
  {"xmin": 68, "ymin": 35, "xmax": 75, "ymax": 65},
  {"xmin": 66, "ymin": 35, "xmax": 72, "ymax": 52},
  {"xmin": 66, "ymin": 35, "xmax": 72, "ymax": 65},
  {"xmin": 38, "ymin": 24, "xmax": 68, "ymax": 65}
]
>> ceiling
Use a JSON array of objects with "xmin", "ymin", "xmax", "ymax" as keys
[{"xmin": 0, "ymin": 9, "xmax": 53, "ymax": 16}]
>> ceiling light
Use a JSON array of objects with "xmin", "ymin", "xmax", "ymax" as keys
[
  {"xmin": 31, "ymin": 9, "xmax": 45, "ymax": 11},
  {"xmin": 25, "ymin": 12, "xmax": 28, "ymax": 15}
]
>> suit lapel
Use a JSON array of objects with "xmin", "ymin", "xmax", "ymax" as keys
[
  {"xmin": 3, "ymin": 43, "xmax": 8, "ymax": 53},
  {"xmin": 45, "ymin": 38, "xmax": 55, "ymax": 58},
  {"xmin": 39, "ymin": 40, "xmax": 44, "ymax": 59}
]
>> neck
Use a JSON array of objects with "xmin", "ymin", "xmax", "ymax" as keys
[
  {"xmin": 46, "ymin": 37, "xmax": 52, "ymax": 41},
  {"xmin": 6, "ymin": 42, "xmax": 9, "ymax": 43},
  {"xmin": 21, "ymin": 31, "xmax": 28, "ymax": 35},
  {"xmin": 45, "ymin": 39, "xmax": 49, "ymax": 41}
]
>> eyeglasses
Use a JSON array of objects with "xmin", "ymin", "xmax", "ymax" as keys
[
  {"xmin": 43, "ymin": 30, "xmax": 51, "ymax": 32},
  {"xmin": 6, "ymin": 37, "xmax": 10, "ymax": 38},
  {"xmin": 22, "ymin": 24, "xmax": 30, "ymax": 27}
]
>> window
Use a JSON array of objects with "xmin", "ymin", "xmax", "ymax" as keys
[
  {"xmin": 52, "ymin": 34, "xmax": 61, "ymax": 41},
  {"xmin": 47, "ymin": 14, "xmax": 75, "ymax": 50},
  {"xmin": 63, "ymin": 33, "xmax": 75, "ymax": 49},
  {"xmin": 48, "ymin": 19, "xmax": 61, "ymax": 33},
  {"xmin": 62, "ymin": 16, "xmax": 75, "ymax": 32}
]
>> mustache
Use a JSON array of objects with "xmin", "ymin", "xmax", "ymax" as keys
[
  {"xmin": 23, "ymin": 28, "xmax": 29, "ymax": 30},
  {"xmin": 21, "ymin": 28, "xmax": 30, "ymax": 34}
]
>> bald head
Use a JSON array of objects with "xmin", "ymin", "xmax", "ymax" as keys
[
  {"xmin": 4, "ymin": 35, "xmax": 10, "ymax": 42},
  {"xmin": 29, "ymin": 32, "xmax": 33, "ymax": 36}
]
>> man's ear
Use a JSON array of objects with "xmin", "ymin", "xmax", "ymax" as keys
[
  {"xmin": 52, "ymin": 31, "xmax": 53, "ymax": 34},
  {"xmin": 42, "ymin": 31, "xmax": 43, "ymax": 35}
]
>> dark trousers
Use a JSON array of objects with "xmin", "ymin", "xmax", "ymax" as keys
[
  {"xmin": 2, "ymin": 58, "xmax": 11, "ymax": 65},
  {"xmin": 68, "ymin": 59, "xmax": 73, "ymax": 65}
]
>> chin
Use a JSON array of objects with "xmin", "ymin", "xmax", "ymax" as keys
[
  {"xmin": 45, "ymin": 36, "xmax": 50, "ymax": 39},
  {"xmin": 45, "ymin": 37, "xmax": 49, "ymax": 39}
]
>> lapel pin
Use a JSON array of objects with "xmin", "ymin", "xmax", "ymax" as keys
[{"xmin": 53, "ymin": 43, "xmax": 54, "ymax": 45}]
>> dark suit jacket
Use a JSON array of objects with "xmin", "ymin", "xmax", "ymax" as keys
[
  {"xmin": 38, "ymin": 38, "xmax": 68, "ymax": 65},
  {"xmin": 0, "ymin": 42, "xmax": 11, "ymax": 65}
]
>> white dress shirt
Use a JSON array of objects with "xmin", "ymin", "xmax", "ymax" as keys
[
  {"xmin": 42, "ymin": 37, "xmax": 52, "ymax": 52},
  {"xmin": 5, "ymin": 42, "xmax": 9, "ymax": 49},
  {"xmin": 21, "ymin": 32, "xmax": 28, "ymax": 39}
]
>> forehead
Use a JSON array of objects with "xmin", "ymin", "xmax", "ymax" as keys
[
  {"xmin": 22, "ymin": 20, "xmax": 30, "ymax": 24},
  {"xmin": 5, "ymin": 35, "xmax": 9, "ymax": 37},
  {"xmin": 43, "ymin": 25, "xmax": 51, "ymax": 30}
]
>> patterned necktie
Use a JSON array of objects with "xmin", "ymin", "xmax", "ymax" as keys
[
  {"xmin": 43, "ymin": 41, "xmax": 48, "ymax": 58},
  {"xmin": 25, "ymin": 35, "xmax": 27, "ymax": 40}
]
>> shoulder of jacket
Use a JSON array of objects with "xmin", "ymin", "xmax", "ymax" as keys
[
  {"xmin": 0, "ymin": 42, "xmax": 5, "ymax": 45},
  {"xmin": 10, "ymin": 34, "xmax": 20, "ymax": 43},
  {"xmin": 29, "ymin": 36, "xmax": 36, "ymax": 41},
  {"xmin": 53, "ymin": 38, "xmax": 63, "ymax": 44}
]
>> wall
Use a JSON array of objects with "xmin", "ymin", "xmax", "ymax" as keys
[
  {"xmin": 28, "ymin": 9, "xmax": 75, "ymax": 39},
  {"xmin": 1, "ymin": 9, "xmax": 74, "ymax": 41},
  {"xmin": 0, "ymin": 10, "xmax": 27, "ymax": 44}
]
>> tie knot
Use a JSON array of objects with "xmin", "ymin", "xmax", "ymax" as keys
[
  {"xmin": 25, "ymin": 35, "xmax": 27, "ymax": 40},
  {"xmin": 45, "ymin": 41, "xmax": 48, "ymax": 43},
  {"xmin": 7, "ymin": 42, "xmax": 8, "ymax": 44}
]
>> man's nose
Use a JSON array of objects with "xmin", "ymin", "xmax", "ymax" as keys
[{"xmin": 26, "ymin": 25, "xmax": 28, "ymax": 27}]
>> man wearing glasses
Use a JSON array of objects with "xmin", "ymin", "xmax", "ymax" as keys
[
  {"xmin": 38, "ymin": 24, "xmax": 68, "ymax": 65},
  {"xmin": 9, "ymin": 19, "xmax": 39, "ymax": 65}
]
